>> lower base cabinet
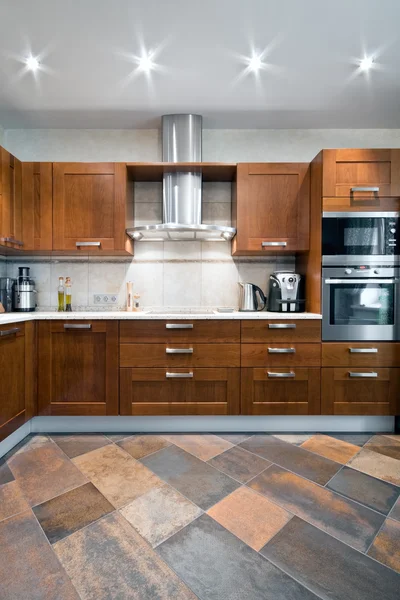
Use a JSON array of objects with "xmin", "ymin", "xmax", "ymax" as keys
[
  {"xmin": 241, "ymin": 367, "xmax": 321, "ymax": 415},
  {"xmin": 38, "ymin": 321, "xmax": 118, "ymax": 416},
  {"xmin": 120, "ymin": 368, "xmax": 240, "ymax": 415},
  {"xmin": 321, "ymin": 368, "xmax": 400, "ymax": 415},
  {"xmin": 0, "ymin": 322, "xmax": 35, "ymax": 442}
]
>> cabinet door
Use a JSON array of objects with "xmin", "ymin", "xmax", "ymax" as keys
[
  {"xmin": 53, "ymin": 163, "xmax": 130, "ymax": 253},
  {"xmin": 321, "ymin": 368, "xmax": 400, "ymax": 415},
  {"xmin": 0, "ymin": 322, "xmax": 35, "ymax": 442},
  {"xmin": 233, "ymin": 163, "xmax": 310, "ymax": 255},
  {"xmin": 38, "ymin": 321, "xmax": 118, "ymax": 415},
  {"xmin": 120, "ymin": 368, "xmax": 240, "ymax": 415},
  {"xmin": 21, "ymin": 162, "xmax": 53, "ymax": 251},
  {"xmin": 0, "ymin": 147, "xmax": 23, "ymax": 249},
  {"xmin": 241, "ymin": 367, "xmax": 320, "ymax": 415},
  {"xmin": 322, "ymin": 149, "xmax": 400, "ymax": 208}
]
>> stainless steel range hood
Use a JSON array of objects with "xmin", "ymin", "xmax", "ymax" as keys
[{"xmin": 126, "ymin": 114, "xmax": 236, "ymax": 242}]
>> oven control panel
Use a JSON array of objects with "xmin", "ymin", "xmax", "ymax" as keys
[{"xmin": 386, "ymin": 220, "xmax": 397, "ymax": 251}]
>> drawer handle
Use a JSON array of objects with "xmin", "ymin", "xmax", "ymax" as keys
[
  {"xmin": 76, "ymin": 241, "xmax": 101, "ymax": 247},
  {"xmin": 166, "ymin": 348, "xmax": 194, "ymax": 354},
  {"xmin": 0, "ymin": 236, "xmax": 24, "ymax": 246},
  {"xmin": 268, "ymin": 323, "xmax": 296, "ymax": 329},
  {"xmin": 350, "ymin": 187, "xmax": 379, "ymax": 193},
  {"xmin": 267, "ymin": 371, "xmax": 295, "ymax": 378},
  {"xmin": 349, "ymin": 371, "xmax": 378, "ymax": 378},
  {"xmin": 166, "ymin": 324, "xmax": 194, "ymax": 329},
  {"xmin": 166, "ymin": 372, "xmax": 194, "ymax": 379},
  {"xmin": 268, "ymin": 347, "xmax": 296, "ymax": 354},
  {"xmin": 349, "ymin": 348, "xmax": 378, "ymax": 354},
  {"xmin": 262, "ymin": 241, "xmax": 287, "ymax": 247},
  {"xmin": 64, "ymin": 324, "xmax": 92, "ymax": 330},
  {"xmin": 0, "ymin": 327, "xmax": 20, "ymax": 337}
]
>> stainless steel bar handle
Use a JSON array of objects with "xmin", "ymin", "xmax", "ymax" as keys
[
  {"xmin": 165, "ymin": 324, "xmax": 194, "ymax": 329},
  {"xmin": 325, "ymin": 279, "xmax": 396, "ymax": 284},
  {"xmin": 64, "ymin": 324, "xmax": 92, "ymax": 330},
  {"xmin": 350, "ymin": 187, "xmax": 379, "ymax": 193},
  {"xmin": 268, "ymin": 323, "xmax": 296, "ymax": 329},
  {"xmin": 349, "ymin": 348, "xmax": 378, "ymax": 354},
  {"xmin": 166, "ymin": 348, "xmax": 194, "ymax": 354},
  {"xmin": 166, "ymin": 372, "xmax": 194, "ymax": 378},
  {"xmin": 267, "ymin": 371, "xmax": 295, "ymax": 378},
  {"xmin": 0, "ymin": 236, "xmax": 24, "ymax": 246},
  {"xmin": 0, "ymin": 327, "xmax": 20, "ymax": 337},
  {"xmin": 261, "ymin": 241, "xmax": 287, "ymax": 247},
  {"xmin": 349, "ymin": 372, "xmax": 378, "ymax": 378},
  {"xmin": 268, "ymin": 347, "xmax": 296, "ymax": 354},
  {"xmin": 76, "ymin": 242, "xmax": 101, "ymax": 247}
]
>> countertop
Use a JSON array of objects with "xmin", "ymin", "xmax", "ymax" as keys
[{"xmin": 0, "ymin": 310, "xmax": 322, "ymax": 326}]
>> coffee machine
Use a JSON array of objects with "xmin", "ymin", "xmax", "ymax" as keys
[
  {"xmin": 267, "ymin": 271, "xmax": 305, "ymax": 313},
  {"xmin": 13, "ymin": 267, "xmax": 37, "ymax": 312}
]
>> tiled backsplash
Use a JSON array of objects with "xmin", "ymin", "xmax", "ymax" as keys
[{"xmin": 2, "ymin": 180, "xmax": 294, "ymax": 311}]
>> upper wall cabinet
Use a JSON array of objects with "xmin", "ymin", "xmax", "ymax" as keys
[
  {"xmin": 21, "ymin": 162, "xmax": 53, "ymax": 251},
  {"xmin": 53, "ymin": 162, "xmax": 133, "ymax": 254},
  {"xmin": 232, "ymin": 163, "xmax": 310, "ymax": 255},
  {"xmin": 0, "ymin": 147, "xmax": 23, "ymax": 250},
  {"xmin": 322, "ymin": 149, "xmax": 400, "ymax": 210}
]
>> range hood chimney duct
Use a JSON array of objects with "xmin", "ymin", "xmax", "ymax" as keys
[{"xmin": 127, "ymin": 113, "xmax": 236, "ymax": 242}]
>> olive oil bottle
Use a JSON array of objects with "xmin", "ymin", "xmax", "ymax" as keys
[
  {"xmin": 58, "ymin": 276, "xmax": 65, "ymax": 312},
  {"xmin": 65, "ymin": 277, "xmax": 72, "ymax": 312}
]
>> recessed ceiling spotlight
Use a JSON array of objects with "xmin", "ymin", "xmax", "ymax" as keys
[
  {"xmin": 25, "ymin": 55, "xmax": 40, "ymax": 71},
  {"xmin": 138, "ymin": 52, "xmax": 154, "ymax": 72},
  {"xmin": 248, "ymin": 54, "xmax": 263, "ymax": 72},
  {"xmin": 359, "ymin": 56, "xmax": 374, "ymax": 71}
]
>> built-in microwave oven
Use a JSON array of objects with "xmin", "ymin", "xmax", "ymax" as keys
[{"xmin": 322, "ymin": 212, "xmax": 399, "ymax": 265}]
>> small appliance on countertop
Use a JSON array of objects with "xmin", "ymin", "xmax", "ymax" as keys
[
  {"xmin": 238, "ymin": 282, "xmax": 267, "ymax": 312},
  {"xmin": 267, "ymin": 271, "xmax": 305, "ymax": 313},
  {"xmin": 0, "ymin": 277, "xmax": 15, "ymax": 312},
  {"xmin": 13, "ymin": 267, "xmax": 37, "ymax": 312}
]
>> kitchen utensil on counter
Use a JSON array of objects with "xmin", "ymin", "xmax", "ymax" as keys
[
  {"xmin": 126, "ymin": 281, "xmax": 133, "ymax": 311},
  {"xmin": 267, "ymin": 271, "xmax": 305, "ymax": 312},
  {"xmin": 65, "ymin": 277, "xmax": 72, "ymax": 311},
  {"xmin": 13, "ymin": 267, "xmax": 37, "ymax": 312},
  {"xmin": 58, "ymin": 277, "xmax": 65, "ymax": 312},
  {"xmin": 0, "ymin": 277, "xmax": 16, "ymax": 312},
  {"xmin": 238, "ymin": 282, "xmax": 267, "ymax": 312}
]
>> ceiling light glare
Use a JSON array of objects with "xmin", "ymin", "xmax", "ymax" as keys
[
  {"xmin": 25, "ymin": 55, "xmax": 40, "ymax": 71},
  {"xmin": 138, "ymin": 52, "xmax": 154, "ymax": 72},
  {"xmin": 359, "ymin": 56, "xmax": 374, "ymax": 71},
  {"xmin": 248, "ymin": 54, "xmax": 263, "ymax": 72}
]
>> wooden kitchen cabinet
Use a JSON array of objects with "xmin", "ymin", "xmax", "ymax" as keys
[
  {"xmin": 232, "ymin": 163, "xmax": 310, "ymax": 255},
  {"xmin": 21, "ymin": 162, "xmax": 53, "ymax": 251},
  {"xmin": 322, "ymin": 149, "xmax": 400, "ymax": 210},
  {"xmin": 241, "ymin": 367, "xmax": 320, "ymax": 415},
  {"xmin": 321, "ymin": 368, "xmax": 400, "ymax": 416},
  {"xmin": 0, "ymin": 322, "xmax": 35, "ymax": 442},
  {"xmin": 53, "ymin": 162, "xmax": 132, "ymax": 254},
  {"xmin": 0, "ymin": 146, "xmax": 23, "ymax": 250},
  {"xmin": 120, "ymin": 367, "xmax": 240, "ymax": 416},
  {"xmin": 37, "ymin": 321, "xmax": 119, "ymax": 416}
]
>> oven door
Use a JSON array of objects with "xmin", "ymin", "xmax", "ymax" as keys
[{"xmin": 322, "ymin": 276, "xmax": 400, "ymax": 341}]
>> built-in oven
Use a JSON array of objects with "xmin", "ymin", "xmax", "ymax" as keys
[
  {"xmin": 322, "ymin": 212, "xmax": 399, "ymax": 265},
  {"xmin": 322, "ymin": 265, "xmax": 400, "ymax": 341}
]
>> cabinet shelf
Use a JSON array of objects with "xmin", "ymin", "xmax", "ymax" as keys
[{"xmin": 126, "ymin": 162, "xmax": 237, "ymax": 182}]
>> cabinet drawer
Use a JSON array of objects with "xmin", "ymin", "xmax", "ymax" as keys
[
  {"xmin": 120, "ymin": 320, "xmax": 240, "ymax": 343},
  {"xmin": 120, "ymin": 343, "xmax": 240, "ymax": 368},
  {"xmin": 322, "ymin": 343, "xmax": 400, "ymax": 367},
  {"xmin": 120, "ymin": 367, "xmax": 240, "ymax": 415},
  {"xmin": 321, "ymin": 367, "xmax": 400, "ymax": 415},
  {"xmin": 0, "ymin": 322, "xmax": 25, "ymax": 338},
  {"xmin": 241, "ymin": 343, "xmax": 320, "ymax": 367},
  {"xmin": 241, "ymin": 367, "xmax": 320, "ymax": 415},
  {"xmin": 241, "ymin": 320, "xmax": 321, "ymax": 343}
]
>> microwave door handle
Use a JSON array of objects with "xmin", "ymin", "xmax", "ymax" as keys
[{"xmin": 378, "ymin": 218, "xmax": 385, "ymax": 255}]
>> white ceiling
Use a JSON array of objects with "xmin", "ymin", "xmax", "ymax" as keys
[{"xmin": 0, "ymin": 0, "xmax": 399, "ymax": 129}]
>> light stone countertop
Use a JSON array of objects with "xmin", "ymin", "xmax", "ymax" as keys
[{"xmin": 0, "ymin": 310, "xmax": 322, "ymax": 326}]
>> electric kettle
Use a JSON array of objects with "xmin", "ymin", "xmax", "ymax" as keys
[{"xmin": 238, "ymin": 282, "xmax": 267, "ymax": 312}]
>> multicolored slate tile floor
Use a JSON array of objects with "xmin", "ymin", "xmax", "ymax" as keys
[{"xmin": 0, "ymin": 432, "xmax": 399, "ymax": 599}]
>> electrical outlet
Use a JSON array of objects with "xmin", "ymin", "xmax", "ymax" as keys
[{"xmin": 93, "ymin": 294, "xmax": 118, "ymax": 304}]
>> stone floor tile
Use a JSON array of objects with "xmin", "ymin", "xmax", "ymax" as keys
[
  {"xmin": 0, "ymin": 480, "xmax": 30, "ymax": 522},
  {"xmin": 390, "ymin": 496, "xmax": 400, "ymax": 521},
  {"xmin": 260, "ymin": 516, "xmax": 400, "ymax": 600},
  {"xmin": 273, "ymin": 434, "xmax": 313, "ymax": 445},
  {"xmin": 120, "ymin": 482, "xmax": 202, "ymax": 547},
  {"xmin": 50, "ymin": 434, "xmax": 111, "ymax": 459},
  {"xmin": 347, "ymin": 448, "xmax": 400, "ymax": 486},
  {"xmin": 301, "ymin": 434, "xmax": 360, "ymax": 464},
  {"xmin": 0, "ymin": 457, "xmax": 14, "ymax": 485},
  {"xmin": 215, "ymin": 433, "xmax": 253, "ymax": 444},
  {"xmin": 364, "ymin": 435, "xmax": 400, "ymax": 461},
  {"xmin": 33, "ymin": 482, "xmax": 114, "ymax": 544},
  {"xmin": 207, "ymin": 445, "xmax": 271, "ymax": 483},
  {"xmin": 328, "ymin": 433, "xmax": 374, "ymax": 447},
  {"xmin": 207, "ymin": 486, "xmax": 292, "ymax": 550},
  {"xmin": 368, "ymin": 518, "xmax": 400, "ymax": 573},
  {"xmin": 162, "ymin": 434, "xmax": 233, "ymax": 461},
  {"xmin": 54, "ymin": 512, "xmax": 197, "ymax": 600},
  {"xmin": 117, "ymin": 434, "xmax": 171, "ymax": 459},
  {"xmin": 73, "ymin": 444, "xmax": 163, "ymax": 509},
  {"xmin": 248, "ymin": 464, "xmax": 385, "ymax": 552}
]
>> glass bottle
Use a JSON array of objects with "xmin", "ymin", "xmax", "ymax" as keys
[
  {"xmin": 65, "ymin": 277, "xmax": 72, "ymax": 312},
  {"xmin": 58, "ymin": 277, "xmax": 65, "ymax": 312}
]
